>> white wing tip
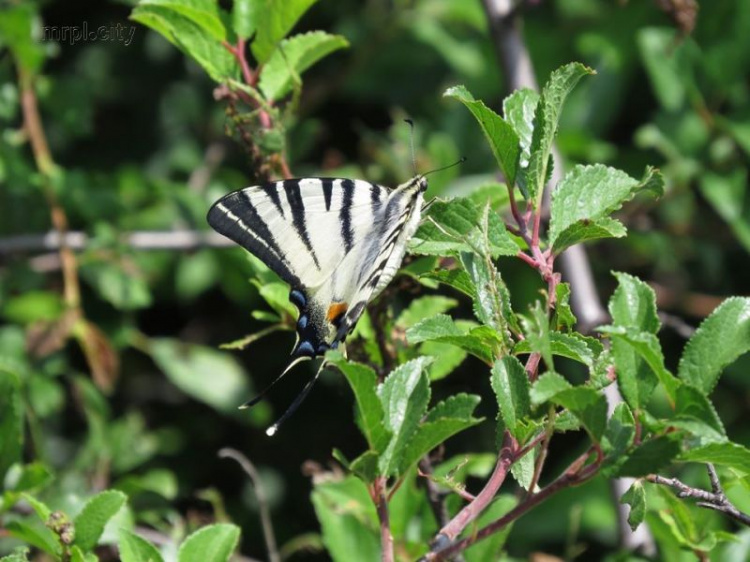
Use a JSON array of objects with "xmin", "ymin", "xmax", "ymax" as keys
[{"xmin": 266, "ymin": 425, "xmax": 278, "ymax": 437}]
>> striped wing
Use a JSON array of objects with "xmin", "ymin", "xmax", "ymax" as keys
[{"xmin": 207, "ymin": 177, "xmax": 425, "ymax": 358}]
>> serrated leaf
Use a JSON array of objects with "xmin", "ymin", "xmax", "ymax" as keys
[
  {"xmin": 491, "ymin": 356, "xmax": 530, "ymax": 439},
  {"xmin": 460, "ymin": 252, "xmax": 515, "ymax": 348},
  {"xmin": 503, "ymin": 88, "xmax": 539, "ymax": 173},
  {"xmin": 395, "ymin": 296, "xmax": 458, "ymax": 329},
  {"xmin": 148, "ymin": 338, "xmax": 250, "ymax": 413},
  {"xmin": 620, "ymin": 481, "xmax": 646, "ymax": 532},
  {"xmin": 419, "ymin": 269, "xmax": 475, "ymax": 298},
  {"xmin": 137, "ymin": 0, "xmax": 226, "ymax": 40},
  {"xmin": 514, "ymin": 331, "xmax": 602, "ymax": 368},
  {"xmin": 609, "ymin": 272, "xmax": 660, "ymax": 333},
  {"xmin": 131, "ymin": 5, "xmax": 235, "ymax": 82},
  {"xmin": 420, "ymin": 341, "xmax": 467, "ymax": 380},
  {"xmin": 74, "ymin": 490, "xmax": 127, "ymax": 551},
  {"xmin": 530, "ymin": 371, "xmax": 571, "ymax": 405},
  {"xmin": 678, "ymin": 297, "xmax": 750, "ymax": 395},
  {"xmin": 671, "ymin": 382, "xmax": 725, "ymax": 441},
  {"xmin": 119, "ymin": 530, "xmax": 165, "ymax": 562},
  {"xmin": 526, "ymin": 63, "xmax": 594, "ymax": 203},
  {"xmin": 520, "ymin": 301, "xmax": 553, "ymax": 370},
  {"xmin": 552, "ymin": 386, "xmax": 608, "ymax": 442},
  {"xmin": 250, "ymin": 0, "xmax": 318, "ymax": 64},
  {"xmin": 21, "ymin": 493, "xmax": 52, "ymax": 523},
  {"xmin": 398, "ymin": 415, "xmax": 482, "ymax": 474},
  {"xmin": 177, "ymin": 524, "xmax": 240, "ymax": 562},
  {"xmin": 678, "ymin": 442, "xmax": 750, "ymax": 474},
  {"xmin": 549, "ymin": 164, "xmax": 663, "ymax": 253},
  {"xmin": 601, "ymin": 403, "xmax": 635, "ymax": 476},
  {"xmin": 410, "ymin": 198, "xmax": 519, "ymax": 258},
  {"xmin": 327, "ymin": 352, "xmax": 390, "ymax": 453},
  {"xmin": 0, "ymin": 370, "xmax": 23, "ymax": 481},
  {"xmin": 617, "ymin": 435, "xmax": 681, "ymax": 477},
  {"xmin": 553, "ymin": 282, "xmax": 576, "ymax": 331},
  {"xmin": 406, "ymin": 314, "xmax": 500, "ymax": 365},
  {"xmin": 259, "ymin": 31, "xmax": 348, "ymax": 101},
  {"xmin": 349, "ymin": 451, "xmax": 379, "ymax": 483},
  {"xmin": 444, "ymin": 85, "xmax": 520, "ymax": 185},
  {"xmin": 377, "ymin": 358, "xmax": 432, "ymax": 476}
]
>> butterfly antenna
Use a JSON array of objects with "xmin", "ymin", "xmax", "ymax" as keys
[
  {"xmin": 265, "ymin": 360, "xmax": 327, "ymax": 436},
  {"xmin": 423, "ymin": 156, "xmax": 467, "ymax": 177},
  {"xmin": 404, "ymin": 118, "xmax": 417, "ymax": 176},
  {"xmin": 239, "ymin": 356, "xmax": 310, "ymax": 409}
]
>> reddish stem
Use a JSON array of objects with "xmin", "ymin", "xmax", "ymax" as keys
[{"xmin": 372, "ymin": 477, "xmax": 394, "ymax": 562}]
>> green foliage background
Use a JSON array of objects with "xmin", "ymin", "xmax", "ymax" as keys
[{"xmin": 1, "ymin": 0, "xmax": 749, "ymax": 561}]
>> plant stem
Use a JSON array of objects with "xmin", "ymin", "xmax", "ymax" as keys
[{"xmin": 373, "ymin": 477, "xmax": 394, "ymax": 562}]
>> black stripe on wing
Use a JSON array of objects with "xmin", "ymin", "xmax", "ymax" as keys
[
  {"xmin": 339, "ymin": 179, "xmax": 355, "ymax": 252},
  {"xmin": 206, "ymin": 194, "xmax": 301, "ymax": 288},
  {"xmin": 283, "ymin": 180, "xmax": 321, "ymax": 269}
]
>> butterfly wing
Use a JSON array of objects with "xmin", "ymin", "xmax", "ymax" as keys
[{"xmin": 208, "ymin": 178, "xmax": 423, "ymax": 357}]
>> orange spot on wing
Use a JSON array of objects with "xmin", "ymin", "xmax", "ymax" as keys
[{"xmin": 327, "ymin": 302, "xmax": 348, "ymax": 323}]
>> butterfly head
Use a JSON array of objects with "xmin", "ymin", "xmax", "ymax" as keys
[{"xmin": 416, "ymin": 175, "xmax": 428, "ymax": 193}]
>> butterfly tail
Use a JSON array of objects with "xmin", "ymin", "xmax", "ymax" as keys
[{"xmin": 265, "ymin": 359, "xmax": 328, "ymax": 436}]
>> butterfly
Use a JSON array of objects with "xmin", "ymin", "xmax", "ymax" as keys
[{"xmin": 207, "ymin": 175, "xmax": 429, "ymax": 433}]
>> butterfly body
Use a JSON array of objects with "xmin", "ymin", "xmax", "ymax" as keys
[{"xmin": 207, "ymin": 176, "xmax": 427, "ymax": 361}]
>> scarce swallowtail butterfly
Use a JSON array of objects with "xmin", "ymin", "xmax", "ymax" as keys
[{"xmin": 207, "ymin": 173, "xmax": 430, "ymax": 434}]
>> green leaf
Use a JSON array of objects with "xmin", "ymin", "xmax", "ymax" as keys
[
  {"xmin": 137, "ymin": 0, "xmax": 226, "ymax": 40},
  {"xmin": 617, "ymin": 435, "xmax": 681, "ymax": 477},
  {"xmin": 21, "ymin": 493, "xmax": 52, "ymax": 523},
  {"xmin": 520, "ymin": 301, "xmax": 553, "ymax": 370},
  {"xmin": 349, "ymin": 451, "xmax": 379, "ymax": 482},
  {"xmin": 5, "ymin": 519, "xmax": 60, "ymax": 557},
  {"xmin": 0, "ymin": 370, "xmax": 23, "ymax": 481},
  {"xmin": 553, "ymin": 282, "xmax": 576, "ymax": 332},
  {"xmin": 549, "ymin": 164, "xmax": 664, "ymax": 253},
  {"xmin": 460, "ymin": 252, "xmax": 516, "ymax": 348},
  {"xmin": 148, "ymin": 338, "xmax": 251, "ymax": 414},
  {"xmin": 491, "ymin": 356, "xmax": 530, "ymax": 439},
  {"xmin": 255, "ymin": 281, "xmax": 298, "ymax": 320},
  {"xmin": 0, "ymin": 4, "xmax": 45, "ymax": 73},
  {"xmin": 0, "ymin": 547, "xmax": 31, "ymax": 562},
  {"xmin": 419, "ymin": 269, "xmax": 475, "ymax": 298},
  {"xmin": 131, "ymin": 5, "xmax": 235, "ymax": 82},
  {"xmin": 670, "ymin": 382, "xmax": 725, "ymax": 441},
  {"xmin": 2, "ymin": 291, "xmax": 65, "ymax": 324},
  {"xmin": 530, "ymin": 371, "xmax": 571, "ymax": 405},
  {"xmin": 80, "ymin": 261, "xmax": 152, "ymax": 311},
  {"xmin": 514, "ymin": 331, "xmax": 602, "ymax": 368},
  {"xmin": 395, "ymin": 296, "xmax": 458, "ymax": 329},
  {"xmin": 177, "ymin": 524, "xmax": 240, "ymax": 562},
  {"xmin": 377, "ymin": 358, "xmax": 432, "ymax": 476},
  {"xmin": 502, "ymin": 88, "xmax": 539, "ymax": 174},
  {"xmin": 250, "ymin": 0, "xmax": 319, "ymax": 64},
  {"xmin": 599, "ymin": 325, "xmax": 678, "ymax": 399},
  {"xmin": 601, "ymin": 403, "xmax": 636, "ymax": 476},
  {"xmin": 259, "ymin": 31, "xmax": 348, "ymax": 101},
  {"xmin": 232, "ymin": 0, "xmax": 256, "ymax": 39},
  {"xmin": 678, "ymin": 297, "xmax": 750, "ymax": 395},
  {"xmin": 6, "ymin": 463, "xmax": 53, "ymax": 494},
  {"xmin": 410, "ymin": 198, "xmax": 519, "ymax": 258},
  {"xmin": 637, "ymin": 27, "xmax": 692, "ymax": 112},
  {"xmin": 74, "ymin": 490, "xmax": 127, "ymax": 552},
  {"xmin": 698, "ymin": 170, "xmax": 750, "ymax": 254},
  {"xmin": 678, "ymin": 442, "xmax": 750, "ymax": 475},
  {"xmin": 327, "ymin": 352, "xmax": 390, "ymax": 453},
  {"xmin": 397, "ymin": 395, "xmax": 482, "ymax": 474},
  {"xmin": 406, "ymin": 314, "xmax": 500, "ymax": 365},
  {"xmin": 526, "ymin": 63, "xmax": 594, "ymax": 203},
  {"xmin": 444, "ymin": 85, "xmax": 520, "ymax": 185},
  {"xmin": 609, "ymin": 272, "xmax": 661, "ymax": 333},
  {"xmin": 311, "ymin": 477, "xmax": 379, "ymax": 562},
  {"xmin": 620, "ymin": 481, "xmax": 646, "ymax": 532},
  {"xmin": 551, "ymin": 386, "xmax": 608, "ymax": 442}
]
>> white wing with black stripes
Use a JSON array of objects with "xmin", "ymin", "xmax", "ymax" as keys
[{"xmin": 207, "ymin": 176, "xmax": 427, "ymax": 362}]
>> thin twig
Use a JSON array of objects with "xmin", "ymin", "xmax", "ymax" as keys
[
  {"xmin": 218, "ymin": 448, "xmax": 281, "ymax": 562},
  {"xmin": 647, "ymin": 467, "xmax": 750, "ymax": 527},
  {"xmin": 372, "ymin": 476, "xmax": 394, "ymax": 562}
]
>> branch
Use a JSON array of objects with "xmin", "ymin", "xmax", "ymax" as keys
[
  {"xmin": 0, "ymin": 230, "xmax": 234, "ymax": 255},
  {"xmin": 372, "ymin": 476, "xmax": 394, "ymax": 562},
  {"xmin": 218, "ymin": 448, "xmax": 281, "ymax": 562},
  {"xmin": 647, "ymin": 465, "xmax": 750, "ymax": 527}
]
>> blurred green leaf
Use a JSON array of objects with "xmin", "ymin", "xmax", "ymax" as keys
[
  {"xmin": 0, "ymin": 370, "xmax": 23, "ymax": 481},
  {"xmin": 620, "ymin": 480, "xmax": 646, "ymax": 531},
  {"xmin": 678, "ymin": 442, "xmax": 750, "ymax": 474},
  {"xmin": 526, "ymin": 63, "xmax": 593, "ymax": 203},
  {"xmin": 637, "ymin": 27, "xmax": 694, "ymax": 112},
  {"xmin": 232, "ymin": 0, "xmax": 257, "ymax": 39},
  {"xmin": 395, "ymin": 296, "xmax": 458, "ymax": 328},
  {"xmin": 74, "ymin": 490, "xmax": 127, "ymax": 552},
  {"xmin": 175, "ymin": 251, "xmax": 219, "ymax": 301},
  {"xmin": 0, "ymin": 547, "xmax": 31, "ymax": 562},
  {"xmin": 490, "ymin": 356, "xmax": 530, "ymax": 439},
  {"xmin": 119, "ymin": 529, "xmax": 165, "ymax": 562},
  {"xmin": 549, "ymin": 165, "xmax": 664, "ymax": 253},
  {"xmin": 0, "ymin": 4, "xmax": 45, "ymax": 73},
  {"xmin": 4, "ymin": 463, "xmax": 53, "ymax": 494},
  {"xmin": 2, "ymin": 291, "xmax": 64, "ymax": 324},
  {"xmin": 80, "ymin": 261, "xmax": 152, "ymax": 311},
  {"xmin": 377, "ymin": 357, "xmax": 431, "ymax": 476},
  {"xmin": 406, "ymin": 314, "xmax": 500, "ymax": 365},
  {"xmin": 136, "ymin": 0, "xmax": 227, "ymax": 41},
  {"xmin": 617, "ymin": 435, "xmax": 681, "ymax": 477},
  {"xmin": 177, "ymin": 524, "xmax": 240, "ymax": 562},
  {"xmin": 678, "ymin": 297, "xmax": 750, "ymax": 395},
  {"xmin": 699, "ymin": 170, "xmax": 750, "ymax": 253},
  {"xmin": 5, "ymin": 519, "xmax": 60, "ymax": 557},
  {"xmin": 149, "ymin": 338, "xmax": 251, "ymax": 413},
  {"xmin": 444, "ymin": 85, "xmax": 520, "ymax": 185},
  {"xmin": 250, "ymin": 0, "xmax": 319, "ymax": 64},
  {"xmin": 259, "ymin": 31, "xmax": 348, "ymax": 101}
]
